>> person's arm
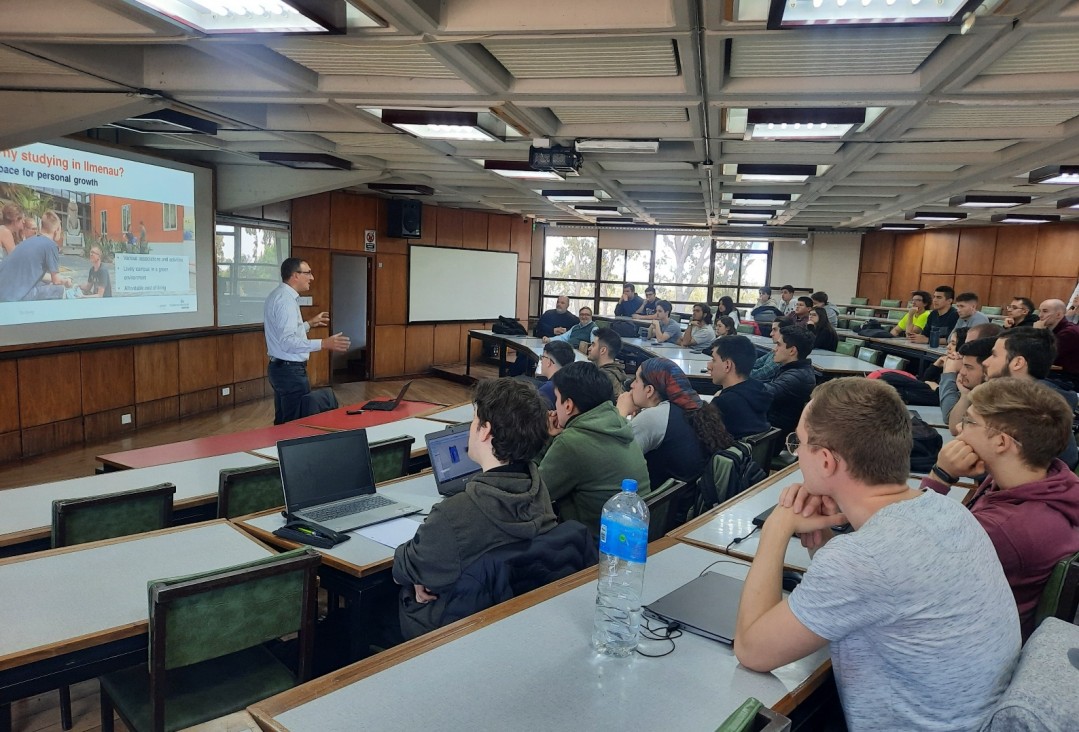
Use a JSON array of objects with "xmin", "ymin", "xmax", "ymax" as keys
[
  {"xmin": 392, "ymin": 505, "xmax": 463, "ymax": 592},
  {"xmin": 947, "ymin": 386, "xmax": 973, "ymax": 436},
  {"xmin": 655, "ymin": 322, "xmax": 674, "ymax": 343},
  {"xmin": 678, "ymin": 324, "xmax": 695, "ymax": 347},
  {"xmin": 627, "ymin": 404, "xmax": 667, "ymax": 453},
  {"xmin": 267, "ymin": 297, "xmax": 331, "ymax": 354},
  {"xmin": 537, "ymin": 438, "xmax": 579, "ymax": 503},
  {"xmin": 750, "ymin": 354, "xmax": 781, "ymax": 382},
  {"xmin": 890, "ymin": 312, "xmax": 908, "ymax": 337},
  {"xmin": 938, "ymin": 371, "xmax": 961, "ymax": 424}
]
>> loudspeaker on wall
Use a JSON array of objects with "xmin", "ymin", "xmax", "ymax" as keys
[{"xmin": 386, "ymin": 199, "xmax": 422, "ymax": 238}]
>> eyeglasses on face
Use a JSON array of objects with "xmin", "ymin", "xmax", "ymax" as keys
[
  {"xmin": 958, "ymin": 414, "xmax": 1023, "ymax": 449},
  {"xmin": 297, "ymin": 269, "xmax": 313, "ymax": 276}
]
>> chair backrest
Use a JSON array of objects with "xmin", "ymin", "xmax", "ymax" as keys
[
  {"xmin": 850, "ymin": 297, "xmax": 868, "ymax": 306},
  {"xmin": 743, "ymin": 427, "xmax": 783, "ymax": 470},
  {"xmin": 848, "ymin": 319, "xmax": 864, "ymax": 330},
  {"xmin": 148, "ymin": 548, "xmax": 321, "ymax": 729},
  {"xmin": 217, "ymin": 464, "xmax": 284, "ymax": 519},
  {"xmin": 853, "ymin": 307, "xmax": 874, "ymax": 317},
  {"xmin": 696, "ymin": 441, "xmax": 767, "ymax": 516},
  {"xmin": 716, "ymin": 698, "xmax": 792, "ymax": 732},
  {"xmin": 880, "ymin": 299, "xmax": 901, "ymax": 308},
  {"xmin": 369, "ymin": 435, "xmax": 416, "ymax": 483},
  {"xmin": 888, "ymin": 309, "xmax": 906, "ymax": 320},
  {"xmin": 1034, "ymin": 549, "xmax": 1079, "ymax": 628},
  {"xmin": 836, "ymin": 341, "xmax": 858, "ymax": 356},
  {"xmin": 608, "ymin": 320, "xmax": 638, "ymax": 339},
  {"xmin": 298, "ymin": 387, "xmax": 338, "ymax": 417},
  {"xmin": 982, "ymin": 305, "xmax": 1002, "ymax": 316},
  {"xmin": 882, "ymin": 354, "xmax": 909, "ymax": 371},
  {"xmin": 52, "ymin": 483, "xmax": 176, "ymax": 548},
  {"xmin": 736, "ymin": 323, "xmax": 755, "ymax": 334},
  {"xmin": 857, "ymin": 347, "xmax": 883, "ymax": 365},
  {"xmin": 644, "ymin": 478, "xmax": 690, "ymax": 541}
]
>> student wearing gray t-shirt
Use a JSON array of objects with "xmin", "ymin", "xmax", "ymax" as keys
[
  {"xmin": 734, "ymin": 378, "xmax": 1020, "ymax": 732},
  {"xmin": 647, "ymin": 299, "xmax": 681, "ymax": 343}
]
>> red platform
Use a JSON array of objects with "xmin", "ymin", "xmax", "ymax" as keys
[{"xmin": 295, "ymin": 399, "xmax": 440, "ymax": 431}]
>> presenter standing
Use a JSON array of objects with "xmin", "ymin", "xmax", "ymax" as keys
[{"xmin": 264, "ymin": 257, "xmax": 349, "ymax": 424}]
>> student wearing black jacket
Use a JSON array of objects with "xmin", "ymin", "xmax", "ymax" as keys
[
  {"xmin": 807, "ymin": 307, "xmax": 838, "ymax": 352},
  {"xmin": 706, "ymin": 335, "xmax": 773, "ymax": 439},
  {"xmin": 762, "ymin": 326, "xmax": 816, "ymax": 434}
]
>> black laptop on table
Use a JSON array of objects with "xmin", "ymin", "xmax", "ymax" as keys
[
  {"xmin": 642, "ymin": 571, "xmax": 748, "ymax": 645},
  {"xmin": 277, "ymin": 429, "xmax": 420, "ymax": 533},
  {"xmin": 359, "ymin": 380, "xmax": 413, "ymax": 411},
  {"xmin": 424, "ymin": 422, "xmax": 482, "ymax": 496}
]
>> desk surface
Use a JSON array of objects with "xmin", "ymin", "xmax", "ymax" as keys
[
  {"xmin": 424, "ymin": 402, "xmax": 473, "ymax": 425},
  {"xmin": 294, "ymin": 399, "xmax": 441, "ymax": 431},
  {"xmin": 0, "ymin": 451, "xmax": 274, "ymax": 548},
  {"xmin": 622, "ymin": 337, "xmax": 711, "ymax": 362},
  {"xmin": 249, "ymin": 541, "xmax": 830, "ymax": 731},
  {"xmin": 470, "ymin": 330, "xmax": 589, "ymax": 363},
  {"xmin": 249, "ymin": 417, "xmax": 453, "ymax": 461},
  {"xmin": 0, "ymin": 521, "xmax": 274, "ymax": 672}
]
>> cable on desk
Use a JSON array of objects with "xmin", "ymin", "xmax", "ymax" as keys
[
  {"xmin": 724, "ymin": 525, "xmax": 759, "ymax": 553},
  {"xmin": 636, "ymin": 618, "xmax": 682, "ymax": 658}
]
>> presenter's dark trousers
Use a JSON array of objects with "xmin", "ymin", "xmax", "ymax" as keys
[{"xmin": 268, "ymin": 358, "xmax": 310, "ymax": 424}]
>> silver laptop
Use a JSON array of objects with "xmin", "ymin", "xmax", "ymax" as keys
[
  {"xmin": 277, "ymin": 429, "xmax": 420, "ymax": 533},
  {"xmin": 425, "ymin": 422, "xmax": 482, "ymax": 497},
  {"xmin": 642, "ymin": 571, "xmax": 747, "ymax": 644}
]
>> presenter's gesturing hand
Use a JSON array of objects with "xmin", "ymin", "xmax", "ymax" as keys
[
  {"xmin": 322, "ymin": 332, "xmax": 350, "ymax": 353},
  {"xmin": 307, "ymin": 311, "xmax": 329, "ymax": 329}
]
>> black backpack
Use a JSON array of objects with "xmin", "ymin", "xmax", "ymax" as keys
[
  {"xmin": 695, "ymin": 441, "xmax": 769, "ymax": 515},
  {"xmin": 910, "ymin": 412, "xmax": 944, "ymax": 473},
  {"xmin": 492, "ymin": 315, "xmax": 527, "ymax": 336},
  {"xmin": 856, "ymin": 319, "xmax": 893, "ymax": 338},
  {"xmin": 873, "ymin": 370, "xmax": 940, "ymax": 406}
]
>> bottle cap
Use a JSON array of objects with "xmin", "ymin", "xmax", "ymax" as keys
[{"xmin": 621, "ymin": 478, "xmax": 638, "ymax": 493}]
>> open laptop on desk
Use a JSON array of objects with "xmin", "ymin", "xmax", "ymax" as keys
[
  {"xmin": 359, "ymin": 380, "xmax": 413, "ymax": 411},
  {"xmin": 425, "ymin": 422, "xmax": 482, "ymax": 496},
  {"xmin": 278, "ymin": 430, "xmax": 420, "ymax": 533}
]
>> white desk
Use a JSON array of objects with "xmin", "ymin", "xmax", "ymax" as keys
[
  {"xmin": 250, "ymin": 418, "xmax": 452, "ymax": 461},
  {"xmin": 623, "ymin": 337, "xmax": 712, "ymax": 362},
  {"xmin": 0, "ymin": 451, "xmax": 274, "ymax": 549},
  {"xmin": 909, "ymin": 404, "xmax": 947, "ymax": 427},
  {"xmin": 250, "ymin": 542, "xmax": 830, "ymax": 731},
  {"xmin": 425, "ymin": 402, "xmax": 474, "ymax": 425}
]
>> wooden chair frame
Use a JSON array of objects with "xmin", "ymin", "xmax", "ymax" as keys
[{"xmin": 217, "ymin": 464, "xmax": 283, "ymax": 519}]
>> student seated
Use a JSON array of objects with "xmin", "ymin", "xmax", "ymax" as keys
[
  {"xmin": 614, "ymin": 283, "xmax": 644, "ymax": 317},
  {"xmin": 617, "ymin": 357, "xmax": 734, "ymax": 487},
  {"xmin": 536, "ymin": 340, "xmax": 574, "ymax": 409},
  {"xmin": 923, "ymin": 326, "xmax": 969, "ymax": 384},
  {"xmin": 392, "ymin": 379, "xmax": 557, "ymax": 639},
  {"xmin": 586, "ymin": 327, "xmax": 627, "ymax": 399},
  {"xmin": 646, "ymin": 299, "xmax": 681, "ymax": 343},
  {"xmin": 955, "ymin": 291, "xmax": 991, "ymax": 329},
  {"xmin": 783, "ymin": 296, "xmax": 812, "ymax": 328},
  {"xmin": 909, "ymin": 285, "xmax": 959, "ymax": 344},
  {"xmin": 750, "ymin": 321, "xmax": 783, "ymax": 382},
  {"xmin": 543, "ymin": 305, "xmax": 596, "ymax": 349},
  {"xmin": 706, "ymin": 335, "xmax": 773, "ymax": 439},
  {"xmin": 922, "ymin": 378, "xmax": 1079, "ymax": 639},
  {"xmin": 714, "ymin": 315, "xmax": 736, "ymax": 337},
  {"xmin": 890, "ymin": 290, "xmax": 930, "ymax": 338},
  {"xmin": 807, "ymin": 306, "xmax": 838, "ymax": 352},
  {"xmin": 939, "ymin": 335, "xmax": 993, "ymax": 427},
  {"xmin": 679, "ymin": 303, "xmax": 716, "ymax": 347},
  {"xmin": 809, "ymin": 291, "xmax": 839, "ymax": 328},
  {"xmin": 538, "ymin": 362, "xmax": 650, "ymax": 535},
  {"xmin": 735, "ymin": 378, "xmax": 1020, "ymax": 731},
  {"xmin": 761, "ymin": 325, "xmax": 816, "ymax": 435},
  {"xmin": 1004, "ymin": 296, "xmax": 1038, "ymax": 329}
]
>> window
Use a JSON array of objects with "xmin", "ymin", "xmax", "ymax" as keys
[
  {"xmin": 653, "ymin": 233, "xmax": 711, "ymax": 313},
  {"xmin": 598, "ymin": 248, "xmax": 653, "ymax": 315},
  {"xmin": 163, "ymin": 203, "xmax": 177, "ymax": 231},
  {"xmin": 541, "ymin": 234, "xmax": 597, "ymax": 315},
  {"xmin": 713, "ymin": 240, "xmax": 770, "ymax": 305},
  {"xmin": 120, "ymin": 204, "xmax": 131, "ymax": 236},
  {"xmin": 215, "ymin": 217, "xmax": 290, "ymax": 326},
  {"xmin": 98, "ymin": 210, "xmax": 107, "ymax": 236}
]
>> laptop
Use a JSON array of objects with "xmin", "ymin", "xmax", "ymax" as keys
[
  {"xmin": 277, "ymin": 429, "xmax": 420, "ymax": 533},
  {"xmin": 425, "ymin": 422, "xmax": 482, "ymax": 496},
  {"xmin": 360, "ymin": 380, "xmax": 413, "ymax": 411},
  {"xmin": 642, "ymin": 571, "xmax": 748, "ymax": 644}
]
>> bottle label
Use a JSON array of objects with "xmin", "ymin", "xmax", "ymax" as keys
[{"xmin": 599, "ymin": 516, "xmax": 647, "ymax": 563}]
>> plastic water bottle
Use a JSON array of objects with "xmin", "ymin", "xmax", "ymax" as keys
[{"xmin": 591, "ymin": 478, "xmax": 649, "ymax": 657}]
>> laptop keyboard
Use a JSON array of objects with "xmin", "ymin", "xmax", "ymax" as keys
[{"xmin": 305, "ymin": 494, "xmax": 393, "ymax": 522}]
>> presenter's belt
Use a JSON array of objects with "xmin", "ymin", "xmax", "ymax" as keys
[{"xmin": 269, "ymin": 358, "xmax": 306, "ymax": 365}]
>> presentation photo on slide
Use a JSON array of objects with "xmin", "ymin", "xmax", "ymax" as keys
[{"xmin": 0, "ymin": 141, "xmax": 197, "ymax": 326}]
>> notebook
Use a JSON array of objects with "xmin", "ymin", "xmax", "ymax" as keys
[
  {"xmin": 642, "ymin": 571, "xmax": 747, "ymax": 644},
  {"xmin": 425, "ymin": 422, "xmax": 482, "ymax": 496},
  {"xmin": 277, "ymin": 429, "xmax": 420, "ymax": 533},
  {"xmin": 360, "ymin": 380, "xmax": 413, "ymax": 411}
]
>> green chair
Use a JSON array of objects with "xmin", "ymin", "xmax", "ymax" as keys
[
  {"xmin": 848, "ymin": 319, "xmax": 865, "ymax": 330},
  {"xmin": 888, "ymin": 309, "xmax": 906, "ymax": 321},
  {"xmin": 850, "ymin": 297, "xmax": 869, "ymax": 306},
  {"xmin": 716, "ymin": 697, "xmax": 792, "ymax": 732},
  {"xmin": 743, "ymin": 427, "xmax": 783, "ymax": 474},
  {"xmin": 982, "ymin": 306, "xmax": 1003, "ymax": 316},
  {"xmin": 880, "ymin": 299, "xmax": 901, "ymax": 308},
  {"xmin": 643, "ymin": 478, "xmax": 691, "ymax": 541},
  {"xmin": 1034, "ymin": 550, "xmax": 1079, "ymax": 629},
  {"xmin": 854, "ymin": 307, "xmax": 874, "ymax": 318},
  {"xmin": 883, "ymin": 354, "xmax": 909, "ymax": 372},
  {"xmin": 836, "ymin": 316, "xmax": 850, "ymax": 329},
  {"xmin": 51, "ymin": 483, "xmax": 176, "ymax": 730},
  {"xmin": 99, "ymin": 547, "xmax": 321, "ymax": 732},
  {"xmin": 857, "ymin": 347, "xmax": 884, "ymax": 366},
  {"xmin": 736, "ymin": 323, "xmax": 755, "ymax": 334},
  {"xmin": 836, "ymin": 341, "xmax": 858, "ymax": 356},
  {"xmin": 217, "ymin": 464, "xmax": 283, "ymax": 519},
  {"xmin": 370, "ymin": 435, "xmax": 416, "ymax": 483}
]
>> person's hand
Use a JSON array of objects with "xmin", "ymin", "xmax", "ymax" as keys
[
  {"xmin": 414, "ymin": 584, "xmax": 438, "ymax": 603},
  {"xmin": 943, "ymin": 354, "xmax": 962, "ymax": 374},
  {"xmin": 1003, "ymin": 316, "xmax": 1015, "ymax": 328},
  {"xmin": 542, "ymin": 336, "xmax": 550, "ymax": 343},
  {"xmin": 617, "ymin": 390, "xmax": 639, "ymax": 418},
  {"xmin": 62, "ymin": 277, "xmax": 73, "ymax": 288},
  {"xmin": 909, "ymin": 332, "xmax": 926, "ymax": 343},
  {"xmin": 774, "ymin": 483, "xmax": 845, "ymax": 544},
  {"xmin": 307, "ymin": 311, "xmax": 329, "ymax": 328},
  {"xmin": 1033, "ymin": 318, "xmax": 1048, "ymax": 329},
  {"xmin": 621, "ymin": 292, "xmax": 630, "ymax": 302},
  {"xmin": 322, "ymin": 332, "xmax": 350, "ymax": 352},
  {"xmin": 547, "ymin": 410, "xmax": 563, "ymax": 437},
  {"xmin": 553, "ymin": 327, "xmax": 567, "ymax": 335},
  {"xmin": 935, "ymin": 438, "xmax": 985, "ymax": 478}
]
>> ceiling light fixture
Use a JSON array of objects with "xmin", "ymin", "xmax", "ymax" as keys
[
  {"xmin": 573, "ymin": 139, "xmax": 659, "ymax": 154},
  {"xmin": 484, "ymin": 160, "xmax": 564, "ymax": 181},
  {"xmin": 110, "ymin": 109, "xmax": 218, "ymax": 135},
  {"xmin": 126, "ymin": 0, "xmax": 342, "ymax": 34},
  {"xmin": 1028, "ymin": 165, "xmax": 1079, "ymax": 185},
  {"xmin": 368, "ymin": 183, "xmax": 435, "ymax": 196},
  {"xmin": 381, "ymin": 110, "xmax": 503, "ymax": 142},
  {"xmin": 879, "ymin": 223, "xmax": 925, "ymax": 231},
  {"xmin": 766, "ymin": 0, "xmax": 972, "ymax": 28},
  {"xmin": 573, "ymin": 205, "xmax": 620, "ymax": 216},
  {"xmin": 727, "ymin": 209, "xmax": 776, "ymax": 220},
  {"xmin": 728, "ymin": 221, "xmax": 769, "ymax": 227},
  {"xmin": 904, "ymin": 211, "xmax": 968, "ymax": 222},
  {"xmin": 735, "ymin": 164, "xmax": 817, "ymax": 183},
  {"xmin": 948, "ymin": 194, "xmax": 1032, "ymax": 208},
  {"xmin": 542, "ymin": 190, "xmax": 599, "ymax": 203},
  {"xmin": 258, "ymin": 152, "xmax": 351, "ymax": 170},
  {"xmin": 990, "ymin": 213, "xmax": 1060, "ymax": 224},
  {"xmin": 746, "ymin": 108, "xmax": 866, "ymax": 140},
  {"xmin": 727, "ymin": 193, "xmax": 793, "ymax": 206}
]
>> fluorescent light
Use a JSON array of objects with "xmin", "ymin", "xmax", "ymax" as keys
[
  {"xmin": 1028, "ymin": 165, "xmax": 1079, "ymax": 185},
  {"xmin": 948, "ymin": 194, "xmax": 1031, "ymax": 208},
  {"xmin": 573, "ymin": 205, "xmax": 620, "ymax": 216},
  {"xmin": 905, "ymin": 211, "xmax": 967, "ymax": 222},
  {"xmin": 746, "ymin": 108, "xmax": 865, "ymax": 140},
  {"xmin": 990, "ymin": 213, "xmax": 1060, "ymax": 224},
  {"xmin": 110, "ymin": 109, "xmax": 218, "ymax": 135},
  {"xmin": 128, "ymin": 0, "xmax": 336, "ymax": 33},
  {"xmin": 727, "ymin": 209, "xmax": 776, "ymax": 220},
  {"xmin": 381, "ymin": 110, "xmax": 502, "ymax": 142},
  {"xmin": 542, "ymin": 189, "xmax": 599, "ymax": 203},
  {"xmin": 596, "ymin": 217, "xmax": 636, "ymax": 224},
  {"xmin": 880, "ymin": 223, "xmax": 925, "ymax": 231},
  {"xmin": 767, "ymin": 0, "xmax": 969, "ymax": 28},
  {"xmin": 368, "ymin": 183, "xmax": 434, "ymax": 196},
  {"xmin": 574, "ymin": 139, "xmax": 659, "ymax": 154},
  {"xmin": 484, "ymin": 160, "xmax": 563, "ymax": 181},
  {"xmin": 736, "ymin": 164, "xmax": 817, "ymax": 183},
  {"xmin": 727, "ymin": 193, "xmax": 793, "ymax": 206},
  {"xmin": 259, "ymin": 152, "xmax": 351, "ymax": 170},
  {"xmin": 1057, "ymin": 197, "xmax": 1079, "ymax": 210},
  {"xmin": 728, "ymin": 221, "xmax": 767, "ymax": 227}
]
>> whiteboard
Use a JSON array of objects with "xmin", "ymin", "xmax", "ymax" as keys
[{"xmin": 409, "ymin": 246, "xmax": 518, "ymax": 322}]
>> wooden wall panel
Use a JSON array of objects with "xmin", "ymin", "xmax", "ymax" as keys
[
  {"xmin": 992, "ymin": 228, "xmax": 1038, "ymax": 276},
  {"xmin": 215, "ymin": 334, "xmax": 234, "ymax": 388},
  {"xmin": 375, "ymin": 253, "xmax": 407, "ymax": 325},
  {"xmin": 1031, "ymin": 277, "xmax": 1076, "ymax": 307},
  {"xmin": 436, "ymin": 207, "xmax": 463, "ymax": 247},
  {"xmin": 433, "ymin": 323, "xmax": 461, "ymax": 365},
  {"xmin": 330, "ymin": 192, "xmax": 377, "ymax": 251},
  {"xmin": 857, "ymin": 272, "xmax": 890, "ymax": 302},
  {"xmin": 989, "ymin": 276, "xmax": 1032, "ymax": 310},
  {"xmin": 19, "ymin": 353, "xmax": 82, "ymax": 429},
  {"xmin": 920, "ymin": 274, "xmax": 954, "ymax": 293},
  {"xmin": 180, "ymin": 388, "xmax": 219, "ymax": 418},
  {"xmin": 22, "ymin": 418, "xmax": 83, "ymax": 458},
  {"xmin": 178, "ymin": 336, "xmax": 223, "ymax": 394},
  {"xmin": 889, "ymin": 233, "xmax": 925, "ymax": 301},
  {"xmin": 291, "ymin": 193, "xmax": 331, "ymax": 249},
  {"xmin": 0, "ymin": 360, "xmax": 20, "ymax": 433},
  {"xmin": 375, "ymin": 198, "xmax": 409, "ymax": 256},
  {"xmin": 510, "ymin": 217, "xmax": 532, "ymax": 262},
  {"xmin": 421, "ymin": 204, "xmax": 438, "ymax": 243},
  {"xmin": 404, "ymin": 325, "xmax": 434, "ymax": 374},
  {"xmin": 860, "ymin": 232, "xmax": 894, "ymax": 272},
  {"xmin": 373, "ymin": 325, "xmax": 405, "ymax": 378},
  {"xmin": 956, "ymin": 228, "xmax": 997, "ymax": 275},
  {"xmin": 487, "ymin": 214, "xmax": 511, "ymax": 252},
  {"xmin": 233, "ymin": 331, "xmax": 267, "ymax": 381},
  {"xmin": 1033, "ymin": 224, "xmax": 1079, "ymax": 278},
  {"xmin": 137, "ymin": 396, "xmax": 179, "ymax": 427},
  {"xmin": 461, "ymin": 210, "xmax": 488, "ymax": 250},
  {"xmin": 0, "ymin": 432, "xmax": 20, "ymax": 463},
  {"xmin": 134, "ymin": 341, "xmax": 178, "ymax": 403},
  {"xmin": 953, "ymin": 275, "xmax": 992, "ymax": 302},
  {"xmin": 81, "ymin": 347, "xmax": 134, "ymax": 415},
  {"xmin": 921, "ymin": 230, "xmax": 959, "ymax": 274},
  {"xmin": 84, "ymin": 406, "xmax": 136, "ymax": 443},
  {"xmin": 233, "ymin": 377, "xmax": 265, "ymax": 404}
]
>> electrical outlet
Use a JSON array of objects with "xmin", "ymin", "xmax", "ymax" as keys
[
  {"xmin": 221, "ymin": 387, "xmax": 231, "ymax": 396},
  {"xmin": 121, "ymin": 413, "xmax": 132, "ymax": 425}
]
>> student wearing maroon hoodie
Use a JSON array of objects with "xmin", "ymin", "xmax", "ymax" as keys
[{"xmin": 921, "ymin": 377, "xmax": 1079, "ymax": 639}]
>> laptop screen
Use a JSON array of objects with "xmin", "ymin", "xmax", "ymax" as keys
[
  {"xmin": 426, "ymin": 424, "xmax": 481, "ymax": 487},
  {"xmin": 277, "ymin": 429, "xmax": 376, "ymax": 512}
]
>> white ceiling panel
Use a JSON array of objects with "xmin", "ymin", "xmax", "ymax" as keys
[
  {"xmin": 486, "ymin": 39, "xmax": 679, "ymax": 79},
  {"xmin": 268, "ymin": 41, "xmax": 455, "ymax": 78},
  {"xmin": 982, "ymin": 31, "xmax": 1079, "ymax": 75}
]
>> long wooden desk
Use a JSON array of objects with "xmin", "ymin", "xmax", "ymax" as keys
[
  {"xmin": 0, "ymin": 521, "xmax": 276, "ymax": 724},
  {"xmin": 424, "ymin": 402, "xmax": 473, "ymax": 425},
  {"xmin": 294, "ymin": 399, "xmax": 441, "ymax": 431},
  {"xmin": 248, "ymin": 540, "xmax": 831, "ymax": 731},
  {"xmin": 0, "ymin": 451, "xmax": 274, "ymax": 555},
  {"xmin": 249, "ymin": 417, "xmax": 452, "ymax": 461},
  {"xmin": 466, "ymin": 329, "xmax": 588, "ymax": 378}
]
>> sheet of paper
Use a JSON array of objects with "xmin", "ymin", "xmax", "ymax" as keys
[{"xmin": 356, "ymin": 517, "xmax": 420, "ymax": 548}]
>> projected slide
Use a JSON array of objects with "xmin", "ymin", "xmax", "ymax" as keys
[{"xmin": 0, "ymin": 142, "xmax": 196, "ymax": 325}]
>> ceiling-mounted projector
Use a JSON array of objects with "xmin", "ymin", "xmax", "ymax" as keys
[{"xmin": 529, "ymin": 145, "xmax": 582, "ymax": 174}]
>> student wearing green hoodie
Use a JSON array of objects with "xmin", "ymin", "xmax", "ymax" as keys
[{"xmin": 539, "ymin": 361, "xmax": 650, "ymax": 536}]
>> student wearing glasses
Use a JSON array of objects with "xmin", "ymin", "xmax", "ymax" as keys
[
  {"xmin": 536, "ymin": 340, "xmax": 575, "ymax": 410},
  {"xmin": 263, "ymin": 257, "xmax": 349, "ymax": 424},
  {"xmin": 921, "ymin": 378, "xmax": 1079, "ymax": 639}
]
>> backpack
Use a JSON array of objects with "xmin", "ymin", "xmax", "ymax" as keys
[
  {"xmin": 856, "ymin": 319, "xmax": 893, "ymax": 338},
  {"xmin": 910, "ymin": 412, "xmax": 944, "ymax": 473},
  {"xmin": 695, "ymin": 440, "xmax": 769, "ymax": 516},
  {"xmin": 870, "ymin": 369, "xmax": 940, "ymax": 406},
  {"xmin": 608, "ymin": 320, "xmax": 639, "ymax": 339},
  {"xmin": 492, "ymin": 315, "xmax": 527, "ymax": 336}
]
